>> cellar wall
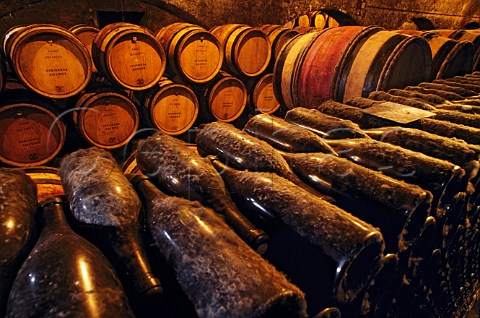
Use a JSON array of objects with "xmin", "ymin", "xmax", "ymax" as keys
[{"xmin": 1, "ymin": 0, "xmax": 479, "ymax": 35}]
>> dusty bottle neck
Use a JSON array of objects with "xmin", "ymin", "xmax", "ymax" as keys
[{"xmin": 40, "ymin": 196, "xmax": 71, "ymax": 233}]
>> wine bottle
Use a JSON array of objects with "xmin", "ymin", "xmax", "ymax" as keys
[
  {"xmin": 131, "ymin": 175, "xmax": 308, "ymax": 318},
  {"xmin": 363, "ymin": 126, "xmax": 480, "ymax": 210},
  {"xmin": 368, "ymin": 91, "xmax": 437, "ymax": 110},
  {"xmin": 388, "ymin": 88, "xmax": 446, "ymax": 105},
  {"xmin": 196, "ymin": 121, "xmax": 335, "ymax": 201},
  {"xmin": 284, "ymin": 107, "xmax": 370, "ymax": 139},
  {"xmin": 59, "ymin": 148, "xmax": 163, "ymax": 302},
  {"xmin": 280, "ymin": 151, "xmax": 431, "ymax": 253},
  {"xmin": 6, "ymin": 196, "xmax": 134, "ymax": 318},
  {"xmin": 418, "ymin": 82, "xmax": 476, "ymax": 97},
  {"xmin": 406, "ymin": 216, "xmax": 436, "ymax": 281},
  {"xmin": 325, "ymin": 138, "xmax": 464, "ymax": 213},
  {"xmin": 371, "ymin": 91, "xmax": 480, "ymax": 128},
  {"xmin": 346, "ymin": 97, "xmax": 480, "ymax": 145},
  {"xmin": 404, "ymin": 85, "xmax": 464, "ymax": 101},
  {"xmin": 434, "ymin": 78, "xmax": 480, "ymax": 93},
  {"xmin": 364, "ymin": 126, "xmax": 478, "ymax": 168},
  {"xmin": 314, "ymin": 100, "xmax": 394, "ymax": 128},
  {"xmin": 136, "ymin": 132, "xmax": 269, "ymax": 253},
  {"xmin": 359, "ymin": 253, "xmax": 399, "ymax": 318},
  {"xmin": 243, "ymin": 113, "xmax": 337, "ymax": 154},
  {"xmin": 0, "ymin": 169, "xmax": 37, "ymax": 316},
  {"xmin": 209, "ymin": 158, "xmax": 385, "ymax": 307}
]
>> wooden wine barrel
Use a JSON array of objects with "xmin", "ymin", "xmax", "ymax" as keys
[
  {"xmin": 274, "ymin": 26, "xmax": 381, "ymax": 109},
  {"xmin": 0, "ymin": 90, "xmax": 66, "ymax": 166},
  {"xmin": 245, "ymin": 74, "xmax": 280, "ymax": 114},
  {"xmin": 284, "ymin": 14, "xmax": 311, "ymax": 28},
  {"xmin": 18, "ymin": 166, "xmax": 64, "ymax": 203},
  {"xmin": 338, "ymin": 30, "xmax": 432, "ymax": 102},
  {"xmin": 259, "ymin": 24, "xmax": 300, "ymax": 70},
  {"xmin": 434, "ymin": 29, "xmax": 480, "ymax": 71},
  {"xmin": 210, "ymin": 24, "xmax": 271, "ymax": 77},
  {"xmin": 199, "ymin": 71, "xmax": 247, "ymax": 122},
  {"xmin": 92, "ymin": 22, "xmax": 166, "ymax": 90},
  {"xmin": 140, "ymin": 78, "xmax": 199, "ymax": 135},
  {"xmin": 155, "ymin": 23, "xmax": 223, "ymax": 83},
  {"xmin": 73, "ymin": 87, "xmax": 139, "ymax": 149},
  {"xmin": 69, "ymin": 24, "xmax": 100, "ymax": 73},
  {"xmin": 309, "ymin": 11, "xmax": 328, "ymax": 29},
  {"xmin": 397, "ymin": 30, "xmax": 474, "ymax": 79},
  {"xmin": 3, "ymin": 24, "xmax": 92, "ymax": 99}
]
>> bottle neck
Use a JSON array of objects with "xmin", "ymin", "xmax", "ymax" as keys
[
  {"xmin": 40, "ymin": 197, "xmax": 71, "ymax": 234},
  {"xmin": 130, "ymin": 175, "xmax": 167, "ymax": 205}
]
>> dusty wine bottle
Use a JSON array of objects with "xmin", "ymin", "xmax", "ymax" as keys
[
  {"xmin": 243, "ymin": 113, "xmax": 337, "ymax": 154},
  {"xmin": 281, "ymin": 151, "xmax": 432, "ymax": 253},
  {"xmin": 325, "ymin": 138, "xmax": 464, "ymax": 213},
  {"xmin": 209, "ymin": 158, "xmax": 385, "ymax": 308},
  {"xmin": 0, "ymin": 169, "xmax": 37, "ymax": 316},
  {"xmin": 346, "ymin": 96, "xmax": 480, "ymax": 145},
  {"xmin": 196, "ymin": 121, "xmax": 335, "ymax": 201},
  {"xmin": 6, "ymin": 196, "xmax": 134, "ymax": 318},
  {"xmin": 136, "ymin": 132, "xmax": 269, "ymax": 253},
  {"xmin": 131, "ymin": 175, "xmax": 308, "ymax": 318},
  {"xmin": 284, "ymin": 107, "xmax": 370, "ymax": 139},
  {"xmin": 59, "ymin": 148, "xmax": 163, "ymax": 302}
]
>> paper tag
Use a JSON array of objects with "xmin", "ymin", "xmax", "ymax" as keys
[{"xmin": 362, "ymin": 102, "xmax": 435, "ymax": 124}]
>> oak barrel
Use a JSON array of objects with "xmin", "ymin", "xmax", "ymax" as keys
[
  {"xmin": 73, "ymin": 86, "xmax": 139, "ymax": 149},
  {"xmin": 92, "ymin": 22, "xmax": 166, "ymax": 90},
  {"xmin": 0, "ymin": 89, "xmax": 66, "ymax": 166},
  {"xmin": 434, "ymin": 29, "xmax": 480, "ymax": 71},
  {"xmin": 210, "ymin": 24, "xmax": 271, "ymax": 77},
  {"xmin": 69, "ymin": 24, "xmax": 100, "ymax": 73},
  {"xmin": 274, "ymin": 26, "xmax": 381, "ymax": 109},
  {"xmin": 156, "ymin": 23, "xmax": 223, "ymax": 83},
  {"xmin": 139, "ymin": 78, "xmax": 199, "ymax": 135},
  {"xmin": 199, "ymin": 71, "xmax": 247, "ymax": 122},
  {"xmin": 337, "ymin": 30, "xmax": 432, "ymax": 102},
  {"xmin": 245, "ymin": 73, "xmax": 280, "ymax": 114},
  {"xmin": 396, "ymin": 30, "xmax": 474, "ymax": 79},
  {"xmin": 259, "ymin": 24, "xmax": 300, "ymax": 71},
  {"xmin": 3, "ymin": 24, "xmax": 92, "ymax": 99}
]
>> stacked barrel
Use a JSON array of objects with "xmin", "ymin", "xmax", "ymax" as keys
[{"xmin": 0, "ymin": 19, "xmax": 479, "ymax": 318}]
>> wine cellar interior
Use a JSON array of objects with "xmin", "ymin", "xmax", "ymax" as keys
[{"xmin": 1, "ymin": 0, "xmax": 480, "ymax": 317}]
